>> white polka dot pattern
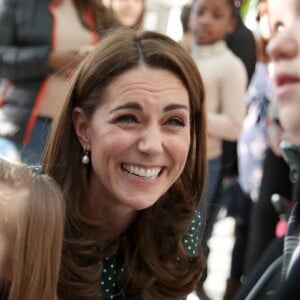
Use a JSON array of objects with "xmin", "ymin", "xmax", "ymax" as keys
[{"xmin": 100, "ymin": 211, "xmax": 202, "ymax": 299}]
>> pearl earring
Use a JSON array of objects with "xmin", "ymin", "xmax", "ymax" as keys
[{"xmin": 81, "ymin": 147, "xmax": 90, "ymax": 165}]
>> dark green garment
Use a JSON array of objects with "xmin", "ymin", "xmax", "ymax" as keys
[{"xmin": 100, "ymin": 211, "xmax": 202, "ymax": 299}]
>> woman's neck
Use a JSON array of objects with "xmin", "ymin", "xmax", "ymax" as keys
[{"xmin": 84, "ymin": 181, "xmax": 137, "ymax": 246}]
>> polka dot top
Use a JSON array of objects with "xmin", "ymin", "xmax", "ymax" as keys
[{"xmin": 100, "ymin": 211, "xmax": 202, "ymax": 299}]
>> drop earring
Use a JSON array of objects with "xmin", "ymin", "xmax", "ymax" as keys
[{"xmin": 81, "ymin": 147, "xmax": 90, "ymax": 165}]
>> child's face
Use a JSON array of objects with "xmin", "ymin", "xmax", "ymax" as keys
[
  {"xmin": 267, "ymin": 0, "xmax": 300, "ymax": 138},
  {"xmin": 189, "ymin": 0, "xmax": 235, "ymax": 45}
]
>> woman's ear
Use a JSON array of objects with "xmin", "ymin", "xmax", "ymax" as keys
[{"xmin": 72, "ymin": 107, "xmax": 91, "ymax": 148}]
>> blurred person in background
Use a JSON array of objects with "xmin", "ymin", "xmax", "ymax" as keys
[
  {"xmin": 220, "ymin": 0, "xmax": 257, "ymax": 202},
  {"xmin": 241, "ymin": 0, "xmax": 294, "ymax": 286},
  {"xmin": 223, "ymin": 1, "xmax": 273, "ymax": 298},
  {"xmin": 188, "ymin": 0, "xmax": 247, "ymax": 298},
  {"xmin": 189, "ymin": 0, "xmax": 246, "ymax": 215},
  {"xmin": 0, "ymin": 0, "xmax": 113, "ymax": 165},
  {"xmin": 107, "ymin": 0, "xmax": 145, "ymax": 29},
  {"xmin": 235, "ymin": 0, "xmax": 300, "ymax": 297}
]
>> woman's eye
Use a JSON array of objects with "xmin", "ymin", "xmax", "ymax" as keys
[
  {"xmin": 167, "ymin": 117, "xmax": 185, "ymax": 127},
  {"xmin": 115, "ymin": 114, "xmax": 137, "ymax": 123}
]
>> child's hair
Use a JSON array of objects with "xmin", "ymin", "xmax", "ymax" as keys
[
  {"xmin": 223, "ymin": 0, "xmax": 240, "ymax": 18},
  {"xmin": 227, "ymin": 0, "xmax": 240, "ymax": 17},
  {"xmin": 0, "ymin": 158, "xmax": 65, "ymax": 300},
  {"xmin": 192, "ymin": 0, "xmax": 238, "ymax": 17}
]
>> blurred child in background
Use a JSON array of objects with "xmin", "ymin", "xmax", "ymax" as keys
[
  {"xmin": 0, "ymin": 158, "xmax": 64, "ymax": 300},
  {"xmin": 188, "ymin": 0, "xmax": 247, "ymax": 297}
]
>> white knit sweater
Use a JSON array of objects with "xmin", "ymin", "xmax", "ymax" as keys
[{"xmin": 190, "ymin": 40, "xmax": 247, "ymax": 159}]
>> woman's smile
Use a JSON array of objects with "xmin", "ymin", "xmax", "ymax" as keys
[{"xmin": 121, "ymin": 163, "xmax": 162, "ymax": 180}]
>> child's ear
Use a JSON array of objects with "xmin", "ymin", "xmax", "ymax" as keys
[
  {"xmin": 227, "ymin": 16, "xmax": 237, "ymax": 34},
  {"xmin": 72, "ymin": 107, "xmax": 91, "ymax": 149}
]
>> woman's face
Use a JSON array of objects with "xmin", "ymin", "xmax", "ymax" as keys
[
  {"xmin": 74, "ymin": 66, "xmax": 191, "ymax": 213},
  {"xmin": 111, "ymin": 0, "xmax": 144, "ymax": 28}
]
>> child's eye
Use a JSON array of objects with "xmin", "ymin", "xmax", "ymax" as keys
[
  {"xmin": 166, "ymin": 117, "xmax": 185, "ymax": 127},
  {"xmin": 115, "ymin": 114, "xmax": 138, "ymax": 123}
]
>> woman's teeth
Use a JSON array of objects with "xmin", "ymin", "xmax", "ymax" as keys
[{"xmin": 122, "ymin": 164, "xmax": 161, "ymax": 179}]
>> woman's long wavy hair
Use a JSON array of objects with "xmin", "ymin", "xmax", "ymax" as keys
[
  {"xmin": 0, "ymin": 158, "xmax": 65, "ymax": 300},
  {"xmin": 43, "ymin": 28, "xmax": 207, "ymax": 299}
]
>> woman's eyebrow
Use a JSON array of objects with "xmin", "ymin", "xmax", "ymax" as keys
[
  {"xmin": 109, "ymin": 102, "xmax": 189, "ymax": 114},
  {"xmin": 110, "ymin": 102, "xmax": 142, "ymax": 113},
  {"xmin": 163, "ymin": 103, "xmax": 189, "ymax": 112}
]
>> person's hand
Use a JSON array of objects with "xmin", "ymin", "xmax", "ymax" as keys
[
  {"xmin": 267, "ymin": 121, "xmax": 283, "ymax": 156},
  {"xmin": 47, "ymin": 50, "xmax": 85, "ymax": 78}
]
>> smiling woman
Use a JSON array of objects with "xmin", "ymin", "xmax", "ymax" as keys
[
  {"xmin": 72, "ymin": 66, "xmax": 191, "ymax": 211},
  {"xmin": 43, "ymin": 28, "xmax": 207, "ymax": 300}
]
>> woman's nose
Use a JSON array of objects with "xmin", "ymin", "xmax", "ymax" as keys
[
  {"xmin": 137, "ymin": 126, "xmax": 163, "ymax": 155},
  {"xmin": 267, "ymin": 29, "xmax": 298, "ymax": 61}
]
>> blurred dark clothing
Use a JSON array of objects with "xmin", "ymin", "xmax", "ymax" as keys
[
  {"xmin": 0, "ymin": 1, "xmax": 52, "ymax": 145},
  {"xmin": 223, "ymin": 14, "xmax": 257, "ymax": 177},
  {"xmin": 226, "ymin": 14, "xmax": 257, "ymax": 85},
  {"xmin": 0, "ymin": 0, "xmax": 103, "ymax": 164},
  {"xmin": 273, "ymin": 250, "xmax": 300, "ymax": 300},
  {"xmin": 244, "ymin": 149, "xmax": 292, "ymax": 275}
]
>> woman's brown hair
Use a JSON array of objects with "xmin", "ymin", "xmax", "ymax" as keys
[{"xmin": 43, "ymin": 28, "xmax": 207, "ymax": 299}]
